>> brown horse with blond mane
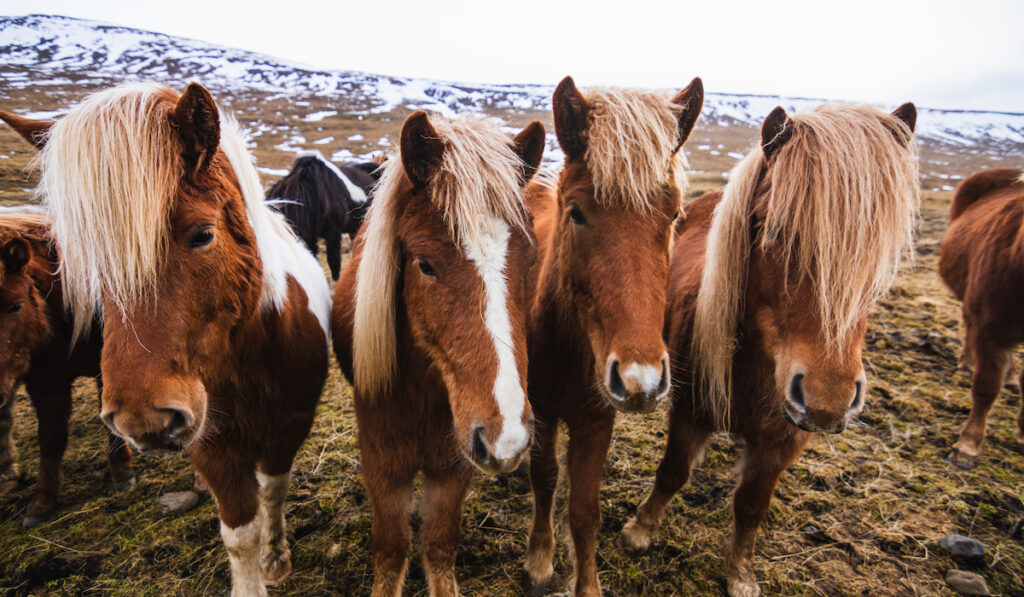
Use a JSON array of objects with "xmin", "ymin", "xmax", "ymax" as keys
[
  {"xmin": 0, "ymin": 206, "xmax": 134, "ymax": 528},
  {"xmin": 617, "ymin": 103, "xmax": 919, "ymax": 596},
  {"xmin": 332, "ymin": 111, "xmax": 545, "ymax": 596},
  {"xmin": 522, "ymin": 76, "xmax": 703, "ymax": 596},
  {"xmin": 940, "ymin": 167, "xmax": 1024, "ymax": 468},
  {"xmin": 2, "ymin": 82, "xmax": 331, "ymax": 596}
]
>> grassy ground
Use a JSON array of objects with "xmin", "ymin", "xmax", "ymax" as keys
[{"xmin": 0, "ymin": 85, "xmax": 1022, "ymax": 596}]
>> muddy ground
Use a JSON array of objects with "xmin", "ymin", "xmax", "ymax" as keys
[{"xmin": 0, "ymin": 85, "xmax": 1021, "ymax": 596}]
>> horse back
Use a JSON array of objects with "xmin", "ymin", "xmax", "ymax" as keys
[
  {"xmin": 666, "ymin": 191, "xmax": 720, "ymax": 359},
  {"xmin": 524, "ymin": 180, "xmax": 559, "ymax": 305},
  {"xmin": 331, "ymin": 229, "xmax": 363, "ymax": 382},
  {"xmin": 949, "ymin": 168, "xmax": 1024, "ymax": 222}
]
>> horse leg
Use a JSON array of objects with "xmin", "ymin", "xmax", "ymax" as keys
[
  {"xmin": 421, "ymin": 467, "xmax": 473, "ymax": 596},
  {"xmin": 0, "ymin": 401, "xmax": 18, "ymax": 494},
  {"xmin": 951, "ymin": 341, "xmax": 1010, "ymax": 469},
  {"xmin": 620, "ymin": 406, "xmax": 712, "ymax": 552},
  {"xmin": 726, "ymin": 434, "xmax": 807, "ymax": 597},
  {"xmin": 325, "ymin": 231, "xmax": 342, "ymax": 281},
  {"xmin": 565, "ymin": 414, "xmax": 615, "ymax": 597},
  {"xmin": 523, "ymin": 414, "xmax": 559, "ymax": 593},
  {"xmin": 194, "ymin": 452, "xmax": 264, "ymax": 597},
  {"xmin": 23, "ymin": 380, "xmax": 72, "ymax": 528},
  {"xmin": 96, "ymin": 376, "xmax": 135, "ymax": 490},
  {"xmin": 365, "ymin": 468, "xmax": 414, "ymax": 597}
]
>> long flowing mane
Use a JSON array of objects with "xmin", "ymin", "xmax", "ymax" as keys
[
  {"xmin": 36, "ymin": 83, "xmax": 329, "ymax": 341},
  {"xmin": 582, "ymin": 88, "xmax": 689, "ymax": 209},
  {"xmin": 353, "ymin": 116, "xmax": 530, "ymax": 397},
  {"xmin": 693, "ymin": 103, "xmax": 919, "ymax": 426}
]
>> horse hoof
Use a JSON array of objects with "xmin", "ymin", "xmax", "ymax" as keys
[
  {"xmin": 112, "ymin": 475, "xmax": 137, "ymax": 492},
  {"xmin": 727, "ymin": 576, "xmax": 761, "ymax": 597},
  {"xmin": 617, "ymin": 518, "xmax": 653, "ymax": 553},
  {"xmin": 21, "ymin": 511, "xmax": 49, "ymax": 529},
  {"xmin": 261, "ymin": 550, "xmax": 292, "ymax": 587},
  {"xmin": 520, "ymin": 565, "xmax": 554, "ymax": 597},
  {"xmin": 948, "ymin": 449, "xmax": 977, "ymax": 470}
]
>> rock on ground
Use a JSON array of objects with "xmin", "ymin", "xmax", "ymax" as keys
[
  {"xmin": 158, "ymin": 490, "xmax": 200, "ymax": 516},
  {"xmin": 945, "ymin": 569, "xmax": 990, "ymax": 596}
]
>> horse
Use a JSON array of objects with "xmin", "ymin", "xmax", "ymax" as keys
[
  {"xmin": 522, "ymin": 76, "xmax": 704, "ymax": 596},
  {"xmin": 617, "ymin": 103, "xmax": 919, "ymax": 597},
  {"xmin": 2, "ymin": 82, "xmax": 331, "ymax": 597},
  {"xmin": 267, "ymin": 150, "xmax": 377, "ymax": 280},
  {"xmin": 939, "ymin": 168, "xmax": 1024, "ymax": 469},
  {"xmin": 332, "ymin": 110, "xmax": 545, "ymax": 596},
  {"xmin": 0, "ymin": 204, "xmax": 135, "ymax": 528}
]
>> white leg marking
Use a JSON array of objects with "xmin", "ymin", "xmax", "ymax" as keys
[
  {"xmin": 257, "ymin": 471, "xmax": 292, "ymax": 586},
  {"xmin": 462, "ymin": 216, "xmax": 528, "ymax": 461},
  {"xmin": 221, "ymin": 515, "xmax": 267, "ymax": 597}
]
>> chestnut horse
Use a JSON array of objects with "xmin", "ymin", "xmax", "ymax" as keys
[
  {"xmin": 523, "ymin": 76, "xmax": 703, "ymax": 596},
  {"xmin": 332, "ymin": 111, "xmax": 545, "ymax": 596},
  {"xmin": 0, "ymin": 206, "xmax": 134, "ymax": 528},
  {"xmin": 940, "ymin": 168, "xmax": 1024, "ymax": 468},
  {"xmin": 618, "ymin": 103, "xmax": 919, "ymax": 596},
  {"xmin": 3, "ymin": 82, "xmax": 330, "ymax": 596},
  {"xmin": 266, "ymin": 150, "xmax": 377, "ymax": 280}
]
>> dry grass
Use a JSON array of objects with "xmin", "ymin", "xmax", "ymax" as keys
[{"xmin": 0, "ymin": 84, "xmax": 1022, "ymax": 596}]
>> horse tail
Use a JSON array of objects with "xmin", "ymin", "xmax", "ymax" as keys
[{"xmin": 950, "ymin": 168, "xmax": 1024, "ymax": 221}]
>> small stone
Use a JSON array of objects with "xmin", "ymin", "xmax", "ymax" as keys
[
  {"xmin": 158, "ymin": 490, "xmax": 200, "ymax": 516},
  {"xmin": 946, "ymin": 570, "xmax": 990, "ymax": 596},
  {"xmin": 940, "ymin": 534, "xmax": 986, "ymax": 560}
]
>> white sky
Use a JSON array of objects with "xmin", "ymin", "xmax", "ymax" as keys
[{"xmin": 2, "ymin": 0, "xmax": 1022, "ymax": 112}]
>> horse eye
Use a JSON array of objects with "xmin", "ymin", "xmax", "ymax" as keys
[
  {"xmin": 417, "ymin": 258, "xmax": 437, "ymax": 278},
  {"xmin": 7, "ymin": 302, "xmax": 22, "ymax": 314},
  {"xmin": 569, "ymin": 205, "xmax": 587, "ymax": 226},
  {"xmin": 188, "ymin": 226, "xmax": 215, "ymax": 249}
]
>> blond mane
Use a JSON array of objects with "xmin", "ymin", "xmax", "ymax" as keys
[
  {"xmin": 36, "ymin": 83, "xmax": 330, "ymax": 342},
  {"xmin": 353, "ymin": 116, "xmax": 530, "ymax": 397},
  {"xmin": 693, "ymin": 103, "xmax": 920, "ymax": 426},
  {"xmin": 583, "ymin": 88, "xmax": 689, "ymax": 209}
]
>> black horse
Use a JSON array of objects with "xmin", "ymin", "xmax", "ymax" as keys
[{"xmin": 268, "ymin": 151, "xmax": 380, "ymax": 279}]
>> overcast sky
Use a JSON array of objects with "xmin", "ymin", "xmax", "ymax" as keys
[{"xmin": 2, "ymin": 0, "xmax": 1022, "ymax": 112}]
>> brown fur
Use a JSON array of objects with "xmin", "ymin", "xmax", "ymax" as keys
[
  {"xmin": 939, "ymin": 168, "xmax": 1024, "ymax": 468},
  {"xmin": 332, "ymin": 112, "xmax": 544, "ymax": 596},
  {"xmin": 10, "ymin": 83, "xmax": 329, "ymax": 595},
  {"xmin": 523, "ymin": 77, "xmax": 703, "ymax": 597},
  {"xmin": 0, "ymin": 210, "xmax": 133, "ymax": 528},
  {"xmin": 620, "ymin": 103, "xmax": 919, "ymax": 597}
]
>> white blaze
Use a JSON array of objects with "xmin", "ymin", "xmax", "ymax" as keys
[{"xmin": 462, "ymin": 216, "xmax": 528, "ymax": 461}]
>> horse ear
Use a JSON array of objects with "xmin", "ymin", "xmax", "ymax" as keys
[
  {"xmin": 512, "ymin": 120, "xmax": 546, "ymax": 185},
  {"xmin": 170, "ymin": 83, "xmax": 220, "ymax": 173},
  {"xmin": 761, "ymin": 106, "xmax": 792, "ymax": 159},
  {"xmin": 400, "ymin": 111, "xmax": 445, "ymax": 188},
  {"xmin": 891, "ymin": 102, "xmax": 917, "ymax": 133},
  {"xmin": 671, "ymin": 77, "xmax": 704, "ymax": 152},
  {"xmin": 0, "ymin": 111, "xmax": 53, "ymax": 150},
  {"xmin": 552, "ymin": 76, "xmax": 590, "ymax": 161},
  {"xmin": 1, "ymin": 238, "xmax": 31, "ymax": 275}
]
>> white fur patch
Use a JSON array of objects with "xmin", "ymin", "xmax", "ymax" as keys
[
  {"xmin": 220, "ymin": 120, "xmax": 331, "ymax": 339},
  {"xmin": 462, "ymin": 216, "xmax": 528, "ymax": 461},
  {"xmin": 220, "ymin": 516, "xmax": 266, "ymax": 597},
  {"xmin": 305, "ymin": 150, "xmax": 368, "ymax": 204},
  {"xmin": 622, "ymin": 362, "xmax": 663, "ymax": 395}
]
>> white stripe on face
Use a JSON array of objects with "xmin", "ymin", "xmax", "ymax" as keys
[{"xmin": 462, "ymin": 216, "xmax": 528, "ymax": 461}]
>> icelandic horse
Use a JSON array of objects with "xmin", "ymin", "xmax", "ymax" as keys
[
  {"xmin": 618, "ymin": 103, "xmax": 919, "ymax": 596},
  {"xmin": 522, "ymin": 76, "xmax": 704, "ymax": 596},
  {"xmin": 0, "ymin": 205, "xmax": 134, "ymax": 528},
  {"xmin": 332, "ymin": 111, "xmax": 546, "ymax": 596},
  {"xmin": 2, "ymin": 82, "xmax": 331, "ymax": 596},
  {"xmin": 266, "ymin": 150, "xmax": 377, "ymax": 280},
  {"xmin": 940, "ymin": 168, "xmax": 1024, "ymax": 468}
]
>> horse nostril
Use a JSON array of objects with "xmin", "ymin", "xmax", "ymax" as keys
[
  {"xmin": 657, "ymin": 357, "xmax": 670, "ymax": 396},
  {"xmin": 608, "ymin": 360, "xmax": 627, "ymax": 399},
  {"xmin": 850, "ymin": 380, "xmax": 864, "ymax": 413},
  {"xmin": 471, "ymin": 427, "xmax": 490, "ymax": 463},
  {"xmin": 101, "ymin": 411, "xmax": 118, "ymax": 434},
  {"xmin": 163, "ymin": 408, "xmax": 190, "ymax": 438},
  {"xmin": 789, "ymin": 374, "xmax": 805, "ymax": 410}
]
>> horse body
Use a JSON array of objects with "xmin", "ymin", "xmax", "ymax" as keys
[
  {"xmin": 4, "ymin": 82, "xmax": 330, "ymax": 596},
  {"xmin": 268, "ymin": 151, "xmax": 376, "ymax": 279},
  {"xmin": 619, "ymin": 103, "xmax": 919, "ymax": 596},
  {"xmin": 332, "ymin": 111, "xmax": 545, "ymax": 596},
  {"xmin": 939, "ymin": 167, "xmax": 1024, "ymax": 468},
  {"xmin": 522, "ymin": 76, "xmax": 703, "ymax": 596},
  {"xmin": 0, "ymin": 208, "xmax": 134, "ymax": 528}
]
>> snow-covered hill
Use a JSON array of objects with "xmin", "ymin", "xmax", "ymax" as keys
[{"xmin": 2, "ymin": 13, "xmax": 1023, "ymax": 151}]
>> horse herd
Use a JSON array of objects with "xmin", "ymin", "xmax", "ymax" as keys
[{"xmin": 0, "ymin": 77, "xmax": 1019, "ymax": 597}]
